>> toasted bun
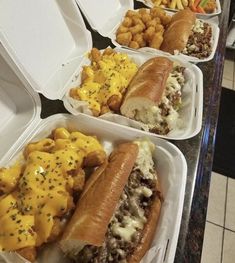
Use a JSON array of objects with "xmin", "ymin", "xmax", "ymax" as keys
[
  {"xmin": 60, "ymin": 142, "xmax": 139, "ymax": 254},
  {"xmin": 128, "ymin": 179, "xmax": 162, "ymax": 263},
  {"xmin": 120, "ymin": 57, "xmax": 173, "ymax": 118},
  {"xmin": 160, "ymin": 9, "xmax": 196, "ymax": 54}
]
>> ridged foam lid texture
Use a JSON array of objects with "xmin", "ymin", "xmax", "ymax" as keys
[
  {"xmin": 76, "ymin": 0, "xmax": 134, "ymax": 36},
  {"xmin": 0, "ymin": 0, "xmax": 92, "ymax": 100}
]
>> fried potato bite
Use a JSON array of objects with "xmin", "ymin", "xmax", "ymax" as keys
[{"xmin": 116, "ymin": 7, "xmax": 171, "ymax": 50}]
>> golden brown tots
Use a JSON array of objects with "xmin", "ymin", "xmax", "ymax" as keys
[{"xmin": 116, "ymin": 7, "xmax": 171, "ymax": 49}]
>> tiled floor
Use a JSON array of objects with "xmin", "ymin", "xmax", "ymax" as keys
[
  {"xmin": 201, "ymin": 173, "xmax": 235, "ymax": 263},
  {"xmin": 201, "ymin": 49, "xmax": 235, "ymax": 263}
]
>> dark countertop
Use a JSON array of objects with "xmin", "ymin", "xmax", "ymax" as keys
[{"xmin": 40, "ymin": 1, "xmax": 231, "ymax": 262}]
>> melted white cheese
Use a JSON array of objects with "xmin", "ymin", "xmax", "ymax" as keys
[
  {"xmin": 110, "ymin": 140, "xmax": 156, "ymax": 244},
  {"xmin": 167, "ymin": 73, "xmax": 182, "ymax": 93},
  {"xmin": 135, "ymin": 106, "xmax": 163, "ymax": 126},
  {"xmin": 166, "ymin": 108, "xmax": 179, "ymax": 130},
  {"xmin": 193, "ymin": 19, "xmax": 204, "ymax": 34},
  {"xmin": 135, "ymin": 186, "xmax": 153, "ymax": 198},
  {"xmin": 111, "ymin": 216, "xmax": 146, "ymax": 242},
  {"xmin": 134, "ymin": 140, "xmax": 155, "ymax": 180}
]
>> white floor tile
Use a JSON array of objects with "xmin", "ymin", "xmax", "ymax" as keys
[
  {"xmin": 223, "ymin": 59, "xmax": 234, "ymax": 81},
  {"xmin": 222, "ymin": 230, "xmax": 235, "ymax": 263},
  {"xmin": 206, "ymin": 172, "xmax": 227, "ymax": 226},
  {"xmin": 222, "ymin": 78, "xmax": 234, "ymax": 90},
  {"xmin": 201, "ymin": 222, "xmax": 223, "ymax": 263},
  {"xmin": 225, "ymin": 178, "xmax": 235, "ymax": 231}
]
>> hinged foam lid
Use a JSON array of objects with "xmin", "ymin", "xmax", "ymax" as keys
[
  {"xmin": 0, "ymin": 50, "xmax": 41, "ymax": 162},
  {"xmin": 0, "ymin": 0, "xmax": 92, "ymax": 100},
  {"xmin": 76, "ymin": 0, "xmax": 133, "ymax": 36}
]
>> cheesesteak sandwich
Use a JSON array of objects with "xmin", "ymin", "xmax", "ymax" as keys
[
  {"xmin": 60, "ymin": 140, "xmax": 162, "ymax": 263},
  {"xmin": 120, "ymin": 57, "xmax": 185, "ymax": 135},
  {"xmin": 160, "ymin": 9, "xmax": 212, "ymax": 59}
]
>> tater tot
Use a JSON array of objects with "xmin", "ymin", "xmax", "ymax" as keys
[
  {"xmin": 126, "ymin": 10, "xmax": 140, "ymax": 18},
  {"xmin": 146, "ymin": 17, "xmax": 161, "ymax": 28},
  {"xmin": 129, "ymin": 41, "xmax": 140, "ymax": 49},
  {"xmin": 117, "ymin": 25, "xmax": 129, "ymax": 34},
  {"xmin": 149, "ymin": 33, "xmax": 164, "ymax": 49},
  {"xmin": 129, "ymin": 24, "xmax": 144, "ymax": 35},
  {"xmin": 150, "ymin": 7, "xmax": 166, "ymax": 18},
  {"xmin": 93, "ymin": 71, "xmax": 106, "ymax": 84},
  {"xmin": 72, "ymin": 168, "xmax": 85, "ymax": 191},
  {"xmin": 122, "ymin": 17, "xmax": 132, "ymax": 27},
  {"xmin": 84, "ymin": 150, "xmax": 107, "ymax": 167},
  {"xmin": 100, "ymin": 105, "xmax": 110, "ymax": 115},
  {"xmin": 81, "ymin": 66, "xmax": 90, "ymax": 82},
  {"xmin": 89, "ymin": 48, "xmax": 101, "ymax": 63},
  {"xmin": 102, "ymin": 47, "xmax": 116, "ymax": 56},
  {"xmin": 116, "ymin": 32, "xmax": 132, "ymax": 46},
  {"xmin": 107, "ymin": 95, "xmax": 122, "ymax": 112},
  {"xmin": 138, "ymin": 8, "xmax": 149, "ymax": 15},
  {"xmin": 133, "ymin": 33, "xmax": 146, "ymax": 48},
  {"xmin": 69, "ymin": 88, "xmax": 80, "ymax": 100},
  {"xmin": 132, "ymin": 17, "xmax": 145, "ymax": 29},
  {"xmin": 160, "ymin": 15, "xmax": 172, "ymax": 26},
  {"xmin": 91, "ymin": 108, "xmax": 100, "ymax": 117},
  {"xmin": 23, "ymin": 138, "xmax": 55, "ymax": 158},
  {"xmin": 144, "ymin": 26, "xmax": 156, "ymax": 42},
  {"xmin": 141, "ymin": 13, "xmax": 152, "ymax": 24},
  {"xmin": 155, "ymin": 24, "xmax": 164, "ymax": 33}
]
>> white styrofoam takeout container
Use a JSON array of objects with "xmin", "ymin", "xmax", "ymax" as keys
[
  {"xmin": 0, "ymin": 0, "xmax": 203, "ymax": 140},
  {"xmin": 64, "ymin": 48, "xmax": 204, "ymax": 140},
  {"xmin": 0, "ymin": 0, "xmax": 92, "ymax": 100},
  {"xmin": 136, "ymin": 0, "xmax": 222, "ymax": 18},
  {"xmin": 0, "ymin": 52, "xmax": 187, "ymax": 263},
  {"xmin": 76, "ymin": 0, "xmax": 220, "ymax": 63}
]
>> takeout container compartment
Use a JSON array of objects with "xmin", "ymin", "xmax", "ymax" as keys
[
  {"xmin": 136, "ymin": 0, "xmax": 221, "ymax": 18},
  {"xmin": 0, "ymin": 111, "xmax": 187, "ymax": 263},
  {"xmin": 76, "ymin": 0, "xmax": 220, "ymax": 63},
  {"xmin": 64, "ymin": 48, "xmax": 203, "ymax": 140},
  {"xmin": 0, "ymin": 0, "xmax": 203, "ymax": 140}
]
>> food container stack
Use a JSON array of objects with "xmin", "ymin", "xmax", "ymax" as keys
[{"xmin": 0, "ymin": 0, "xmax": 221, "ymax": 262}]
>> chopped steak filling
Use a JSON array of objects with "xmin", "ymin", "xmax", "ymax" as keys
[
  {"xmin": 74, "ymin": 168, "xmax": 161, "ymax": 263},
  {"xmin": 182, "ymin": 20, "xmax": 212, "ymax": 59},
  {"xmin": 133, "ymin": 66, "xmax": 185, "ymax": 135}
]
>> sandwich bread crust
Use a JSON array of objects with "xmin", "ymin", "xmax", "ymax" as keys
[
  {"xmin": 120, "ymin": 57, "xmax": 173, "ymax": 118},
  {"xmin": 160, "ymin": 9, "xmax": 196, "ymax": 54},
  {"xmin": 60, "ymin": 143, "xmax": 139, "ymax": 253}
]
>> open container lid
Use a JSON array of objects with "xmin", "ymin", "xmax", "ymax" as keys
[
  {"xmin": 0, "ymin": 49, "xmax": 41, "ymax": 162},
  {"xmin": 76, "ymin": 0, "xmax": 134, "ymax": 36},
  {"xmin": 0, "ymin": 0, "xmax": 92, "ymax": 100}
]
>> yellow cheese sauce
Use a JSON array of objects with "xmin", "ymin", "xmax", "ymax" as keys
[
  {"xmin": 0, "ymin": 128, "xmax": 105, "ymax": 253},
  {"xmin": 70, "ymin": 48, "xmax": 138, "ymax": 116}
]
